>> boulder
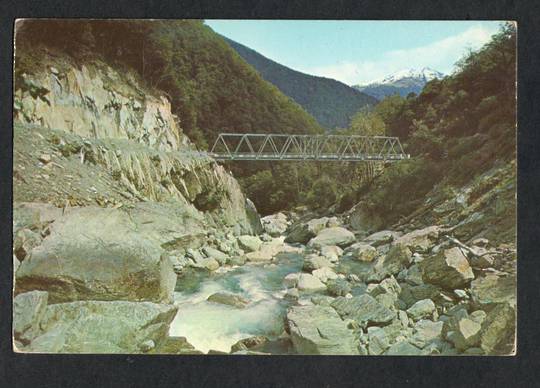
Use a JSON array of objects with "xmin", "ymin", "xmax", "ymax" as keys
[
  {"xmin": 15, "ymin": 207, "xmax": 177, "ymax": 304},
  {"xmin": 283, "ymin": 273, "xmax": 300, "ymax": 288},
  {"xmin": 202, "ymin": 246, "xmax": 228, "ymax": 265},
  {"xmin": 345, "ymin": 243, "xmax": 378, "ymax": 262},
  {"xmin": 393, "ymin": 226, "xmax": 440, "ymax": 253},
  {"xmin": 410, "ymin": 320, "xmax": 444, "ymax": 349},
  {"xmin": 399, "ymin": 283, "xmax": 440, "ymax": 308},
  {"xmin": 150, "ymin": 336, "xmax": 202, "ymax": 355},
  {"xmin": 406, "ymin": 299, "xmax": 436, "ymax": 321},
  {"xmin": 297, "ymin": 273, "xmax": 326, "ymax": 292},
  {"xmin": 285, "ymin": 217, "xmax": 329, "ymax": 244},
  {"xmin": 284, "ymin": 288, "xmax": 300, "ymax": 301},
  {"xmin": 245, "ymin": 239, "xmax": 290, "ymax": 262},
  {"xmin": 13, "ymin": 291, "xmax": 49, "ymax": 343},
  {"xmin": 320, "ymin": 245, "xmax": 343, "ymax": 262},
  {"xmin": 312, "ymin": 267, "xmax": 338, "ymax": 284},
  {"xmin": 13, "ymin": 228, "xmax": 42, "ymax": 261},
  {"xmin": 237, "ymin": 235, "xmax": 262, "ymax": 253},
  {"xmin": 331, "ymin": 294, "xmax": 395, "ymax": 326},
  {"xmin": 479, "ymin": 302, "xmax": 516, "ymax": 355},
  {"xmin": 326, "ymin": 278, "xmax": 351, "ymax": 297},
  {"xmin": 385, "ymin": 341, "xmax": 423, "ymax": 355},
  {"xmin": 286, "ymin": 305, "xmax": 359, "ymax": 355},
  {"xmin": 446, "ymin": 317, "xmax": 482, "ymax": 351},
  {"xmin": 260, "ymin": 213, "xmax": 288, "ymax": 237},
  {"xmin": 421, "ymin": 247, "xmax": 474, "ymax": 289},
  {"xmin": 373, "ymin": 243, "xmax": 412, "ymax": 278},
  {"xmin": 368, "ymin": 276, "xmax": 401, "ymax": 301},
  {"xmin": 207, "ymin": 292, "xmax": 249, "ymax": 308},
  {"xmin": 363, "ymin": 230, "xmax": 401, "ymax": 247},
  {"xmin": 470, "ymin": 273, "xmax": 516, "ymax": 310},
  {"xmin": 469, "ymin": 247, "xmax": 495, "ymax": 268},
  {"xmin": 230, "ymin": 336, "xmax": 269, "ymax": 353},
  {"xmin": 28, "ymin": 301, "xmax": 177, "ymax": 353},
  {"xmin": 192, "ymin": 257, "xmax": 220, "ymax": 271},
  {"xmin": 367, "ymin": 327, "xmax": 390, "ymax": 355},
  {"xmin": 302, "ymin": 254, "xmax": 333, "ymax": 272},
  {"xmin": 308, "ymin": 227, "xmax": 356, "ymax": 249}
]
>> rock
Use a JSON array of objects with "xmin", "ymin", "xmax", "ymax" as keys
[
  {"xmin": 410, "ymin": 320, "xmax": 444, "ymax": 348},
  {"xmin": 363, "ymin": 230, "xmax": 401, "ymax": 247},
  {"xmin": 244, "ymin": 239, "xmax": 288, "ymax": 262},
  {"xmin": 398, "ymin": 310, "xmax": 410, "ymax": 328},
  {"xmin": 260, "ymin": 213, "xmax": 288, "ymax": 237},
  {"xmin": 399, "ymin": 283, "xmax": 440, "ymax": 308},
  {"xmin": 230, "ymin": 336, "xmax": 269, "ymax": 353},
  {"xmin": 284, "ymin": 288, "xmax": 300, "ymax": 301},
  {"xmin": 307, "ymin": 227, "xmax": 356, "ymax": 249},
  {"xmin": 312, "ymin": 267, "xmax": 338, "ymax": 284},
  {"xmin": 28, "ymin": 301, "xmax": 177, "ymax": 353},
  {"xmin": 472, "ymin": 238, "xmax": 489, "ymax": 247},
  {"xmin": 331, "ymin": 294, "xmax": 395, "ymax": 326},
  {"xmin": 302, "ymin": 254, "xmax": 333, "ymax": 272},
  {"xmin": 297, "ymin": 273, "xmax": 326, "ymax": 292},
  {"xmin": 469, "ymin": 310, "xmax": 487, "ymax": 325},
  {"xmin": 15, "ymin": 207, "xmax": 177, "ymax": 304},
  {"xmin": 311, "ymin": 295, "xmax": 335, "ymax": 306},
  {"xmin": 283, "ymin": 273, "xmax": 300, "ymax": 288},
  {"xmin": 192, "ymin": 257, "xmax": 220, "ymax": 271},
  {"xmin": 320, "ymin": 245, "xmax": 343, "ymax": 262},
  {"xmin": 367, "ymin": 327, "xmax": 390, "ymax": 355},
  {"xmin": 285, "ymin": 217, "xmax": 329, "ymax": 244},
  {"xmin": 207, "ymin": 292, "xmax": 249, "ymax": 308},
  {"xmin": 369, "ymin": 276, "xmax": 401, "ymax": 301},
  {"xmin": 13, "ymin": 291, "xmax": 49, "ymax": 343},
  {"xmin": 385, "ymin": 341, "xmax": 423, "ymax": 355},
  {"xmin": 326, "ymin": 278, "xmax": 351, "ymax": 296},
  {"xmin": 237, "ymin": 235, "xmax": 262, "ymax": 253},
  {"xmin": 373, "ymin": 243, "xmax": 412, "ymax": 278},
  {"xmin": 202, "ymin": 246, "xmax": 228, "ymax": 265},
  {"xmin": 150, "ymin": 336, "xmax": 202, "ymax": 354},
  {"xmin": 393, "ymin": 226, "xmax": 440, "ymax": 253},
  {"xmin": 479, "ymin": 303, "xmax": 516, "ymax": 355},
  {"xmin": 406, "ymin": 299, "xmax": 436, "ymax": 321},
  {"xmin": 227, "ymin": 255, "xmax": 246, "ymax": 266},
  {"xmin": 139, "ymin": 339, "xmax": 156, "ymax": 352},
  {"xmin": 402, "ymin": 264, "xmax": 424, "ymax": 286},
  {"xmin": 470, "ymin": 273, "xmax": 516, "ymax": 310},
  {"xmin": 13, "ymin": 228, "xmax": 42, "ymax": 261},
  {"xmin": 38, "ymin": 154, "xmax": 52, "ymax": 164},
  {"xmin": 286, "ymin": 305, "xmax": 359, "ymax": 355},
  {"xmin": 345, "ymin": 243, "xmax": 378, "ymax": 262},
  {"xmin": 454, "ymin": 289, "xmax": 469, "ymax": 299},
  {"xmin": 421, "ymin": 247, "xmax": 474, "ymax": 289},
  {"xmin": 446, "ymin": 317, "xmax": 482, "ymax": 351}
]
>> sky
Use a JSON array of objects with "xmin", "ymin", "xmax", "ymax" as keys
[{"xmin": 205, "ymin": 20, "xmax": 503, "ymax": 85}]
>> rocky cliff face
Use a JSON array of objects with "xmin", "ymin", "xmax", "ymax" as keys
[{"xmin": 13, "ymin": 50, "xmax": 261, "ymax": 353}]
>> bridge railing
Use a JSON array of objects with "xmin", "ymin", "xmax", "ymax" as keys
[{"xmin": 209, "ymin": 133, "xmax": 410, "ymax": 161}]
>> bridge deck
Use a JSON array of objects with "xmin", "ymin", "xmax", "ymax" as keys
[{"xmin": 209, "ymin": 133, "xmax": 410, "ymax": 162}]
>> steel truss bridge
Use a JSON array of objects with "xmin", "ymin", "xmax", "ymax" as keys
[{"xmin": 209, "ymin": 133, "xmax": 410, "ymax": 162}]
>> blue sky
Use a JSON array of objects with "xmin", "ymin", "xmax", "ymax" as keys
[{"xmin": 205, "ymin": 20, "xmax": 503, "ymax": 85}]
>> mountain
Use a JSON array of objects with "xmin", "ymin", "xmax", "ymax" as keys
[
  {"xmin": 223, "ymin": 37, "xmax": 378, "ymax": 130},
  {"xmin": 354, "ymin": 67, "xmax": 445, "ymax": 100}
]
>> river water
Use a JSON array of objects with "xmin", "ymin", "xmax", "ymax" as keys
[{"xmin": 169, "ymin": 252, "xmax": 304, "ymax": 354}]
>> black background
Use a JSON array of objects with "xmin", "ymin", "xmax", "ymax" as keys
[{"xmin": 1, "ymin": 1, "xmax": 539, "ymax": 387}]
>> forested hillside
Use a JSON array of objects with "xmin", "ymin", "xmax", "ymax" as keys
[{"xmin": 224, "ymin": 37, "xmax": 378, "ymax": 130}]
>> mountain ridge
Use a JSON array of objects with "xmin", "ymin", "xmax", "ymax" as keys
[{"xmin": 223, "ymin": 36, "xmax": 378, "ymax": 130}]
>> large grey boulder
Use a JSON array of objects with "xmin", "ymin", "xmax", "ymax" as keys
[
  {"xmin": 236, "ymin": 235, "xmax": 262, "ymax": 253},
  {"xmin": 421, "ymin": 247, "xmax": 474, "ymax": 290},
  {"xmin": 260, "ymin": 212, "xmax": 288, "ymax": 237},
  {"xmin": 28, "ymin": 301, "xmax": 178, "ymax": 353},
  {"xmin": 331, "ymin": 294, "xmax": 395, "ymax": 326},
  {"xmin": 446, "ymin": 317, "xmax": 482, "ymax": 351},
  {"xmin": 302, "ymin": 254, "xmax": 333, "ymax": 272},
  {"xmin": 394, "ymin": 226, "xmax": 440, "ymax": 253},
  {"xmin": 384, "ymin": 341, "xmax": 423, "ymax": 355},
  {"xmin": 207, "ymin": 292, "xmax": 250, "ymax": 308},
  {"xmin": 307, "ymin": 227, "xmax": 356, "ymax": 249},
  {"xmin": 202, "ymin": 246, "xmax": 228, "ymax": 265},
  {"xmin": 345, "ymin": 243, "xmax": 378, "ymax": 262},
  {"xmin": 285, "ymin": 217, "xmax": 329, "ymax": 244},
  {"xmin": 410, "ymin": 320, "xmax": 444, "ymax": 349},
  {"xmin": 15, "ymin": 207, "xmax": 177, "ymax": 304},
  {"xmin": 479, "ymin": 302, "xmax": 516, "ymax": 355},
  {"xmin": 406, "ymin": 299, "xmax": 436, "ymax": 321},
  {"xmin": 470, "ymin": 273, "xmax": 516, "ymax": 310},
  {"xmin": 297, "ymin": 273, "xmax": 327, "ymax": 292},
  {"xmin": 363, "ymin": 230, "xmax": 401, "ymax": 247},
  {"xmin": 326, "ymin": 278, "xmax": 351, "ymax": 297},
  {"xmin": 372, "ymin": 243, "xmax": 412, "ymax": 278},
  {"xmin": 13, "ymin": 291, "xmax": 49, "ymax": 344},
  {"xmin": 286, "ymin": 305, "xmax": 359, "ymax": 355}
]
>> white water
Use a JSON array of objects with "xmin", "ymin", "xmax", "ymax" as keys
[{"xmin": 169, "ymin": 252, "xmax": 303, "ymax": 353}]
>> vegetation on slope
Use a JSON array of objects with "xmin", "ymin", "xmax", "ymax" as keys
[{"xmin": 224, "ymin": 37, "xmax": 378, "ymax": 130}]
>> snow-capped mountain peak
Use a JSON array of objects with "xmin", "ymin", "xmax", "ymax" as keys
[{"xmin": 368, "ymin": 67, "xmax": 445, "ymax": 86}]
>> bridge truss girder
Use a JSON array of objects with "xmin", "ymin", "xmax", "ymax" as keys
[{"xmin": 209, "ymin": 133, "xmax": 410, "ymax": 162}]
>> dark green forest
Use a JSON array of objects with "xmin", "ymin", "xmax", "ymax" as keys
[
  {"xmin": 224, "ymin": 37, "xmax": 378, "ymax": 130},
  {"xmin": 15, "ymin": 21, "xmax": 516, "ymax": 218}
]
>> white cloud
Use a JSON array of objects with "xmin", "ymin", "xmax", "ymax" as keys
[{"xmin": 298, "ymin": 25, "xmax": 498, "ymax": 85}]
